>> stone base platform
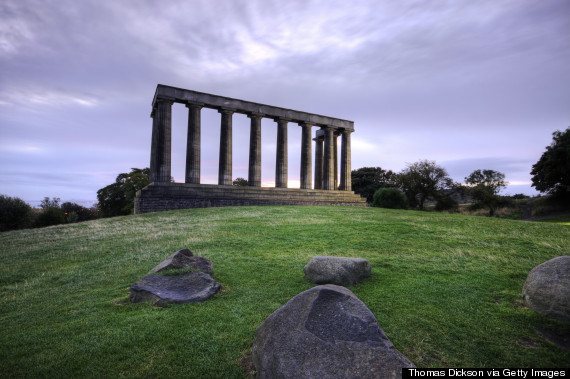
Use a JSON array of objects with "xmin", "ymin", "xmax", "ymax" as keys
[{"xmin": 134, "ymin": 183, "xmax": 367, "ymax": 214}]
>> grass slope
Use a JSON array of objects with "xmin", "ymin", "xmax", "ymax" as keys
[{"xmin": 1, "ymin": 206, "xmax": 569, "ymax": 377}]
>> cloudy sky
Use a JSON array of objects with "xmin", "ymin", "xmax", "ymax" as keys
[{"xmin": 1, "ymin": 0, "xmax": 569, "ymax": 204}]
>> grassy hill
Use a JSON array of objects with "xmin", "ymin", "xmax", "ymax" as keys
[{"xmin": 1, "ymin": 206, "xmax": 568, "ymax": 377}]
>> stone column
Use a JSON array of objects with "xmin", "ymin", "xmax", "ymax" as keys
[
  {"xmin": 275, "ymin": 119, "xmax": 288, "ymax": 188},
  {"xmin": 339, "ymin": 130, "xmax": 352, "ymax": 191},
  {"xmin": 314, "ymin": 136, "xmax": 323, "ymax": 190},
  {"xmin": 149, "ymin": 98, "xmax": 173, "ymax": 183},
  {"xmin": 248, "ymin": 114, "xmax": 262, "ymax": 187},
  {"xmin": 185, "ymin": 103, "xmax": 202, "ymax": 184},
  {"xmin": 323, "ymin": 126, "xmax": 335, "ymax": 190},
  {"xmin": 300, "ymin": 123, "xmax": 313, "ymax": 189},
  {"xmin": 334, "ymin": 132, "xmax": 339, "ymax": 190},
  {"xmin": 218, "ymin": 109, "xmax": 234, "ymax": 186}
]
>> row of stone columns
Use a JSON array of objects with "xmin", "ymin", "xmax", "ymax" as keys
[{"xmin": 149, "ymin": 99, "xmax": 352, "ymax": 191}]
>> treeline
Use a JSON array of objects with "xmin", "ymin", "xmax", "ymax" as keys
[
  {"xmin": 352, "ymin": 126, "xmax": 570, "ymax": 216},
  {"xmin": 0, "ymin": 167, "xmax": 150, "ymax": 232},
  {"xmin": 0, "ymin": 196, "xmax": 99, "ymax": 232},
  {"xmin": 351, "ymin": 163, "xmax": 524, "ymax": 216}
]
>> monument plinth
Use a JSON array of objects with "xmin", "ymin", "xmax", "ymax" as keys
[{"xmin": 135, "ymin": 84, "xmax": 366, "ymax": 213}]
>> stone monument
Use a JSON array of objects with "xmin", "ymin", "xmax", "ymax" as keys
[{"xmin": 135, "ymin": 84, "xmax": 366, "ymax": 213}]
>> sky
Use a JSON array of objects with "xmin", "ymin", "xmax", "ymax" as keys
[{"xmin": 1, "ymin": 0, "xmax": 569, "ymax": 204}]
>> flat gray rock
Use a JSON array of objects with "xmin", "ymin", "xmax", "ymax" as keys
[
  {"xmin": 304, "ymin": 256, "xmax": 371, "ymax": 286},
  {"xmin": 151, "ymin": 248, "xmax": 214, "ymax": 274},
  {"xmin": 130, "ymin": 272, "xmax": 220, "ymax": 306},
  {"xmin": 252, "ymin": 284, "xmax": 415, "ymax": 378},
  {"xmin": 522, "ymin": 256, "xmax": 570, "ymax": 323}
]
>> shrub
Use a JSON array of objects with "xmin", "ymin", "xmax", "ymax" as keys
[
  {"xmin": 35, "ymin": 207, "xmax": 65, "ymax": 228},
  {"xmin": 0, "ymin": 194, "xmax": 35, "ymax": 232},
  {"xmin": 372, "ymin": 188, "xmax": 408, "ymax": 209},
  {"xmin": 61, "ymin": 202, "xmax": 98, "ymax": 222},
  {"xmin": 435, "ymin": 196, "xmax": 459, "ymax": 212}
]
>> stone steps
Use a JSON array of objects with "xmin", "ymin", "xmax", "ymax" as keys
[{"xmin": 135, "ymin": 183, "xmax": 367, "ymax": 213}]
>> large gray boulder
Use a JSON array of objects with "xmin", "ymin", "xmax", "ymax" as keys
[
  {"xmin": 151, "ymin": 248, "xmax": 214, "ymax": 275},
  {"xmin": 130, "ymin": 272, "xmax": 220, "ymax": 306},
  {"xmin": 252, "ymin": 284, "xmax": 415, "ymax": 378},
  {"xmin": 522, "ymin": 256, "xmax": 570, "ymax": 323},
  {"xmin": 304, "ymin": 256, "xmax": 371, "ymax": 286}
]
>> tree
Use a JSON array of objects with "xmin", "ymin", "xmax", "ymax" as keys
[
  {"xmin": 61, "ymin": 202, "xmax": 98, "ymax": 223},
  {"xmin": 97, "ymin": 168, "xmax": 150, "ymax": 217},
  {"xmin": 372, "ymin": 188, "xmax": 408, "ymax": 209},
  {"xmin": 351, "ymin": 167, "xmax": 396, "ymax": 203},
  {"xmin": 35, "ymin": 197, "xmax": 64, "ymax": 227},
  {"xmin": 530, "ymin": 127, "xmax": 570, "ymax": 197},
  {"xmin": 396, "ymin": 160, "xmax": 452, "ymax": 209},
  {"xmin": 465, "ymin": 169, "xmax": 507, "ymax": 216},
  {"xmin": 233, "ymin": 177, "xmax": 248, "ymax": 186},
  {"xmin": 0, "ymin": 195, "xmax": 34, "ymax": 231}
]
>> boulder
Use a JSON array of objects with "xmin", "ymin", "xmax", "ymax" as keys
[
  {"xmin": 522, "ymin": 256, "xmax": 570, "ymax": 323},
  {"xmin": 151, "ymin": 248, "xmax": 214, "ymax": 274},
  {"xmin": 130, "ymin": 271, "xmax": 220, "ymax": 306},
  {"xmin": 304, "ymin": 256, "xmax": 371, "ymax": 286},
  {"xmin": 252, "ymin": 284, "xmax": 415, "ymax": 378}
]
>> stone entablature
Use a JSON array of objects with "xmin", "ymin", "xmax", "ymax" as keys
[
  {"xmin": 152, "ymin": 85, "xmax": 354, "ymax": 131},
  {"xmin": 137, "ymin": 84, "xmax": 364, "ymax": 213}
]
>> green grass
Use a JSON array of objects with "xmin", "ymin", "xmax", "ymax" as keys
[
  {"xmin": 537, "ymin": 216, "xmax": 570, "ymax": 225},
  {"xmin": 1, "ymin": 206, "xmax": 569, "ymax": 377}
]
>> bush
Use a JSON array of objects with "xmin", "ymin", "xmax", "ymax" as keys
[
  {"xmin": 35, "ymin": 207, "xmax": 65, "ymax": 228},
  {"xmin": 435, "ymin": 196, "xmax": 459, "ymax": 212},
  {"xmin": 0, "ymin": 195, "xmax": 35, "ymax": 232},
  {"xmin": 61, "ymin": 202, "xmax": 98, "ymax": 222},
  {"xmin": 372, "ymin": 188, "xmax": 408, "ymax": 209}
]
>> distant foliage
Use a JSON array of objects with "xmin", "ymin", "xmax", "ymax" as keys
[
  {"xmin": 35, "ymin": 197, "xmax": 65, "ymax": 227},
  {"xmin": 351, "ymin": 167, "xmax": 397, "ymax": 203},
  {"xmin": 396, "ymin": 160, "xmax": 453, "ymax": 209},
  {"xmin": 232, "ymin": 177, "xmax": 248, "ymax": 186},
  {"xmin": 531, "ymin": 127, "xmax": 570, "ymax": 197},
  {"xmin": 435, "ymin": 195, "xmax": 459, "ymax": 212},
  {"xmin": 97, "ymin": 168, "xmax": 150, "ymax": 217},
  {"xmin": 61, "ymin": 202, "xmax": 98, "ymax": 223},
  {"xmin": 372, "ymin": 188, "xmax": 408, "ymax": 209},
  {"xmin": 465, "ymin": 169, "xmax": 507, "ymax": 216},
  {"xmin": 0, "ymin": 194, "xmax": 35, "ymax": 232}
]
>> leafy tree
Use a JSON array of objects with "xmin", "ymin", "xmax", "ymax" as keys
[
  {"xmin": 372, "ymin": 188, "xmax": 408, "ymax": 209},
  {"xmin": 530, "ymin": 127, "xmax": 570, "ymax": 197},
  {"xmin": 233, "ymin": 177, "xmax": 248, "ymax": 186},
  {"xmin": 97, "ymin": 168, "xmax": 150, "ymax": 217},
  {"xmin": 61, "ymin": 202, "xmax": 98, "ymax": 223},
  {"xmin": 351, "ymin": 167, "xmax": 396, "ymax": 203},
  {"xmin": 35, "ymin": 197, "xmax": 64, "ymax": 227},
  {"xmin": 396, "ymin": 160, "xmax": 452, "ymax": 209},
  {"xmin": 0, "ymin": 194, "xmax": 35, "ymax": 231},
  {"xmin": 464, "ymin": 169, "xmax": 507, "ymax": 216}
]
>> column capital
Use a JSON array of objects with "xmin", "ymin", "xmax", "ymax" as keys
[
  {"xmin": 273, "ymin": 117, "xmax": 291, "ymax": 123},
  {"xmin": 218, "ymin": 107, "xmax": 235, "ymax": 115},
  {"xmin": 185, "ymin": 102, "xmax": 204, "ymax": 109},
  {"xmin": 298, "ymin": 122, "xmax": 313, "ymax": 128},
  {"xmin": 247, "ymin": 113, "xmax": 264, "ymax": 120}
]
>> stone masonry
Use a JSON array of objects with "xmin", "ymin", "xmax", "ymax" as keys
[{"xmin": 136, "ymin": 84, "xmax": 366, "ymax": 213}]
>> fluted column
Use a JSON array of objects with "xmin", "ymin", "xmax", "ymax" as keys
[
  {"xmin": 314, "ymin": 136, "xmax": 323, "ymax": 190},
  {"xmin": 218, "ymin": 109, "xmax": 234, "ymax": 186},
  {"xmin": 248, "ymin": 114, "xmax": 262, "ymax": 187},
  {"xmin": 339, "ymin": 130, "xmax": 352, "ymax": 191},
  {"xmin": 275, "ymin": 119, "xmax": 288, "ymax": 188},
  {"xmin": 323, "ymin": 126, "xmax": 335, "ymax": 190},
  {"xmin": 185, "ymin": 103, "xmax": 202, "ymax": 184},
  {"xmin": 334, "ymin": 132, "xmax": 339, "ymax": 190},
  {"xmin": 300, "ymin": 123, "xmax": 313, "ymax": 189},
  {"xmin": 149, "ymin": 98, "xmax": 173, "ymax": 183}
]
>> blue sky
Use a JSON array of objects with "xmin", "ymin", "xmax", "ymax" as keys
[{"xmin": 1, "ymin": 0, "xmax": 569, "ymax": 203}]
